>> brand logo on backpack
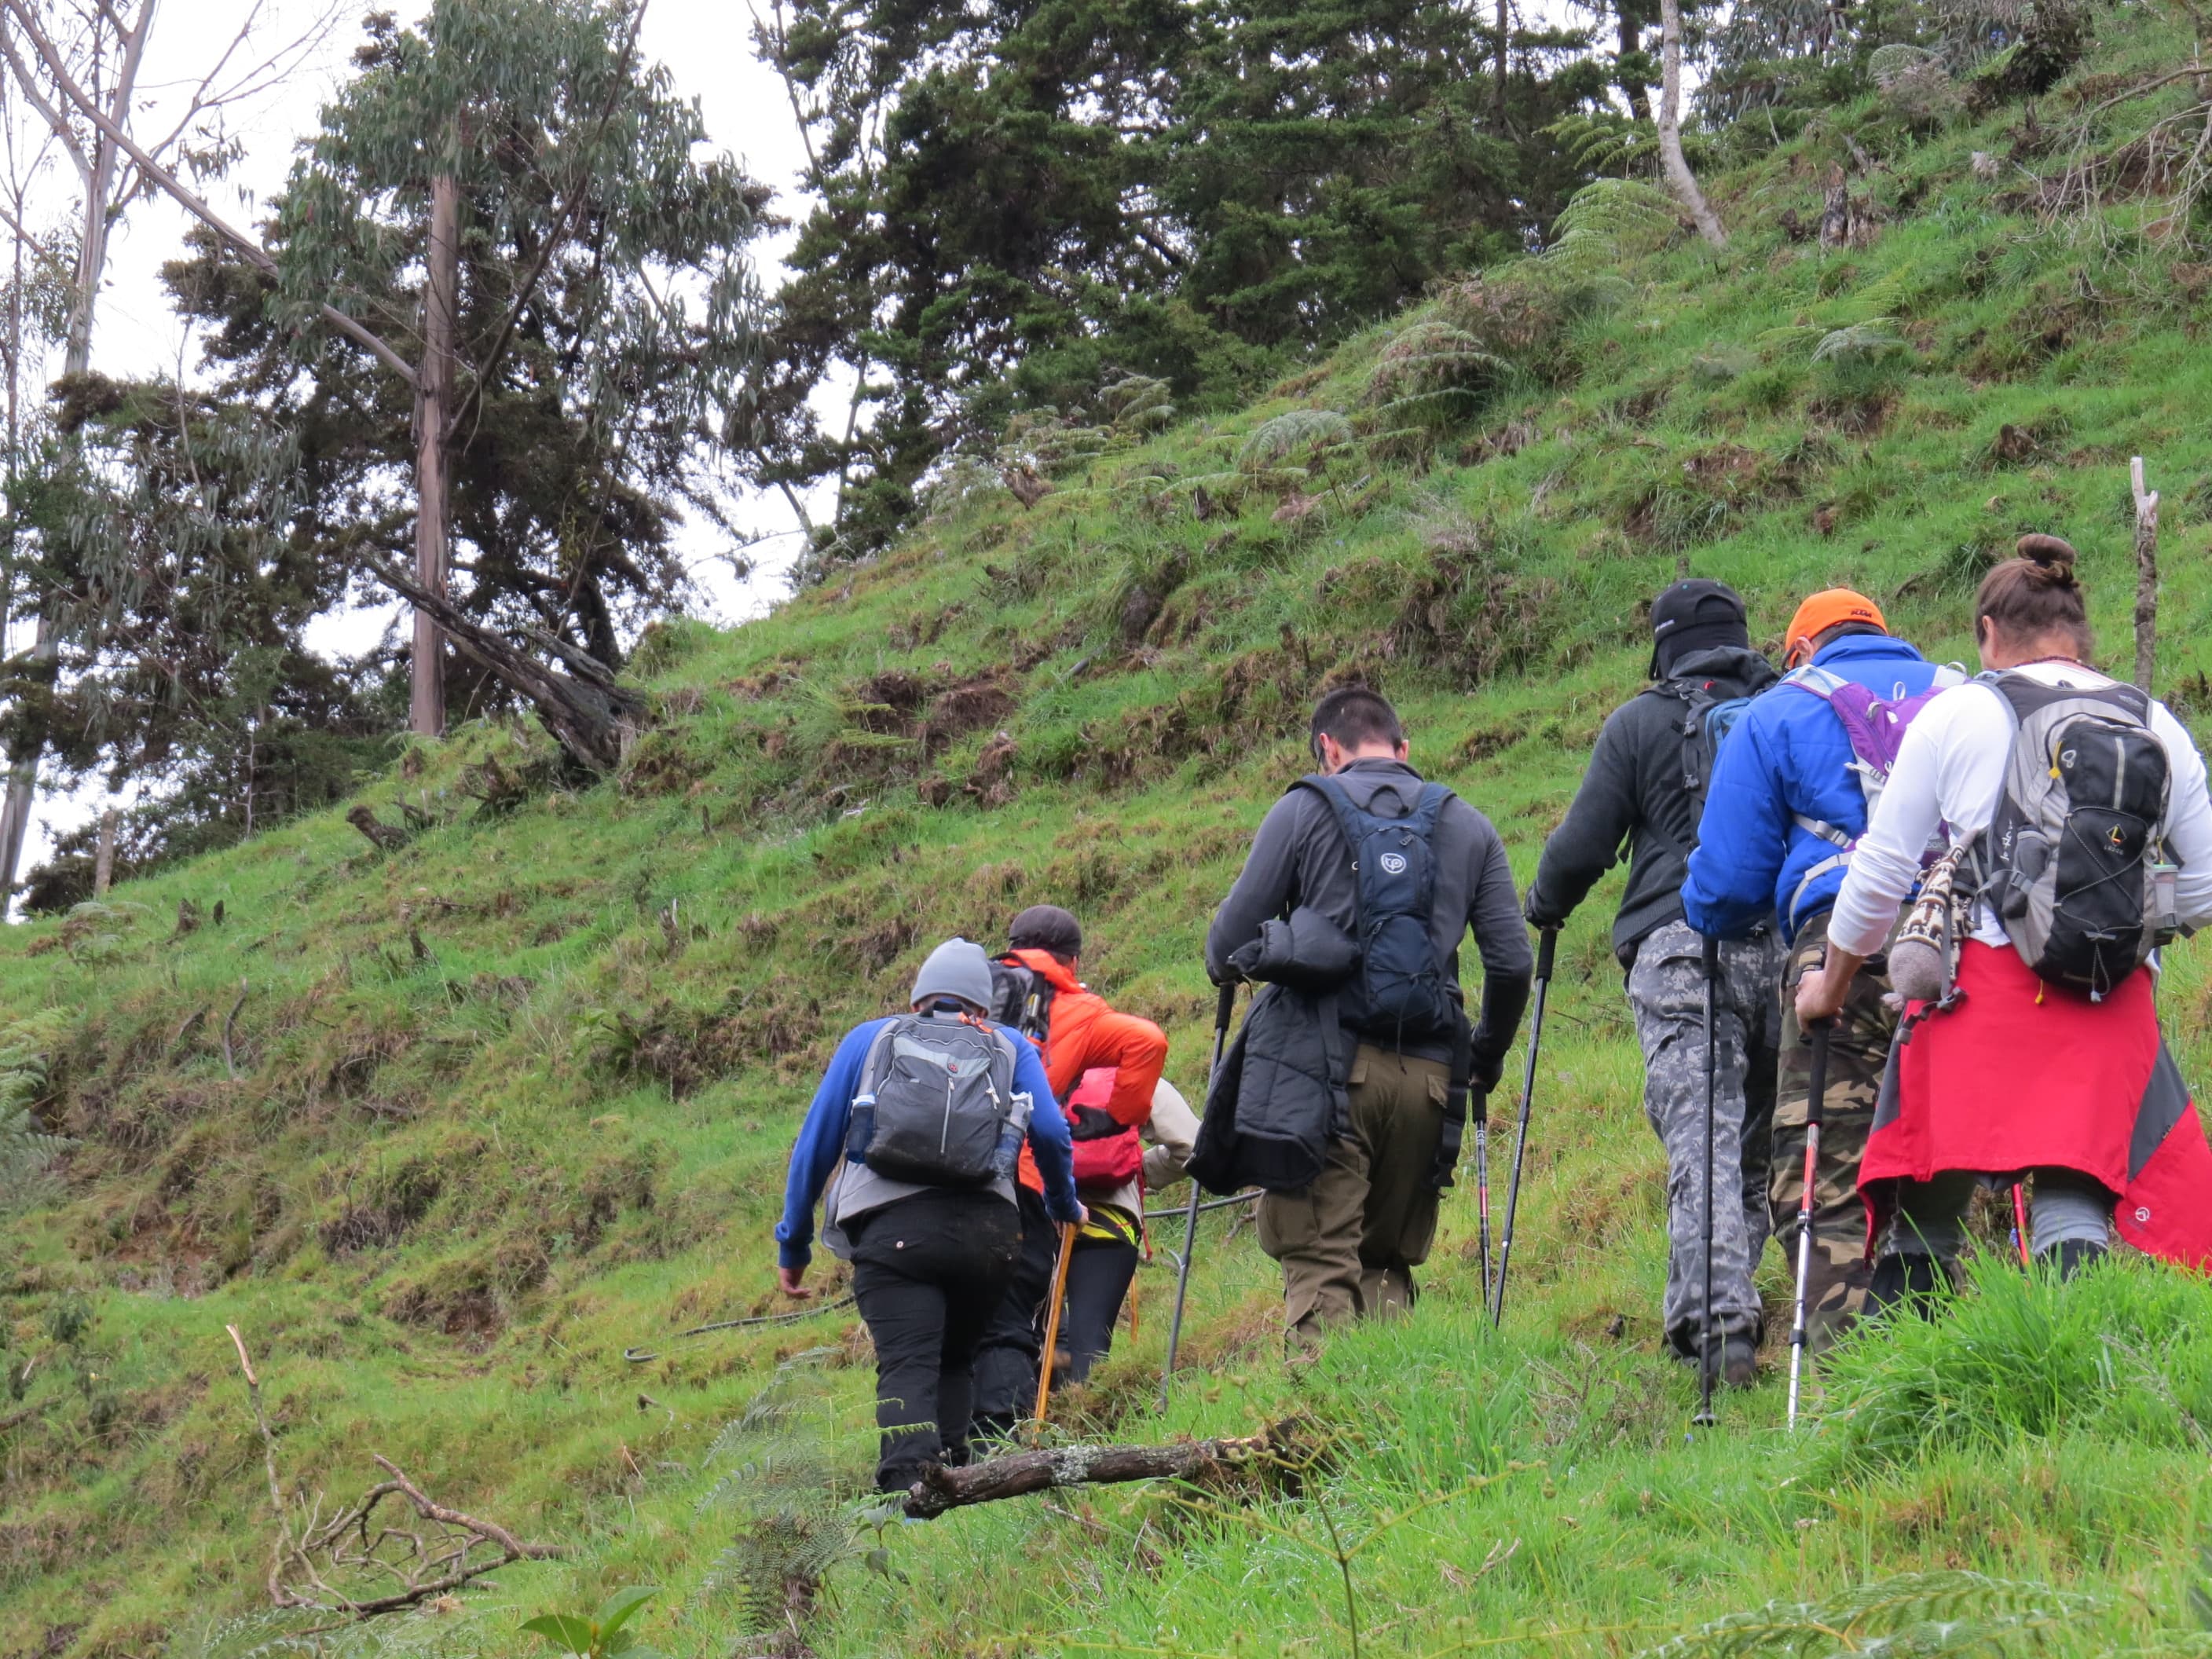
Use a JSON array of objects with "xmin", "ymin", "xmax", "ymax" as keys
[
  {"xmin": 1973, "ymin": 673, "xmax": 2177, "ymax": 998},
  {"xmin": 1299, "ymin": 775, "xmax": 1459, "ymax": 1042},
  {"xmin": 844, "ymin": 1016, "xmax": 1027, "ymax": 1186}
]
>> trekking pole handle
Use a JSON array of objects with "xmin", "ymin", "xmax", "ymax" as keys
[
  {"xmin": 1701, "ymin": 932, "xmax": 1719, "ymax": 978},
  {"xmin": 1535, "ymin": 928, "xmax": 1557, "ymax": 980},
  {"xmin": 1214, "ymin": 980, "xmax": 1236, "ymax": 1031},
  {"xmin": 1804, "ymin": 1020, "xmax": 1831, "ymax": 1133}
]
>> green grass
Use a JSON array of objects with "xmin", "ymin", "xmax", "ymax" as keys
[{"xmin": 14, "ymin": 9, "xmax": 2212, "ymax": 1654}]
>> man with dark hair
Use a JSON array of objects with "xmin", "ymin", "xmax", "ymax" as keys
[
  {"xmin": 1203, "ymin": 685, "xmax": 1530, "ymax": 1349},
  {"xmin": 1683, "ymin": 590, "xmax": 1963, "ymax": 1348},
  {"xmin": 1525, "ymin": 579, "xmax": 1780, "ymax": 1386}
]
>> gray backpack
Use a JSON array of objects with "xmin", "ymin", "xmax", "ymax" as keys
[
  {"xmin": 844, "ymin": 1015, "xmax": 1026, "ymax": 1186},
  {"xmin": 1972, "ymin": 672, "xmax": 2180, "ymax": 998}
]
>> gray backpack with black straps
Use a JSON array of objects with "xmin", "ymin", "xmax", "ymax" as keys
[
  {"xmin": 1972, "ymin": 672, "xmax": 2180, "ymax": 999},
  {"xmin": 843, "ymin": 1014, "xmax": 1027, "ymax": 1186}
]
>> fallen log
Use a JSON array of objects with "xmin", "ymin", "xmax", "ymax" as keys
[{"xmin": 903, "ymin": 1419, "xmax": 1302, "ymax": 1520}]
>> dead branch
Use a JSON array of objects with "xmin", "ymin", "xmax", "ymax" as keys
[
  {"xmin": 225, "ymin": 1326, "xmax": 565, "ymax": 1622},
  {"xmin": 2133, "ymin": 455, "xmax": 2160, "ymax": 693},
  {"xmin": 903, "ymin": 1419, "xmax": 1303, "ymax": 1520}
]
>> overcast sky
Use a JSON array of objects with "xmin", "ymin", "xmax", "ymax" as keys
[{"xmin": 13, "ymin": 0, "xmax": 819, "ymax": 878}]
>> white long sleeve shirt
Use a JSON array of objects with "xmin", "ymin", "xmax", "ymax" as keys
[{"xmin": 1828, "ymin": 661, "xmax": 2212, "ymax": 959}]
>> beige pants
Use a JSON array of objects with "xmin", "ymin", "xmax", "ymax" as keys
[{"xmin": 1258, "ymin": 1044, "xmax": 1452, "ymax": 1344}]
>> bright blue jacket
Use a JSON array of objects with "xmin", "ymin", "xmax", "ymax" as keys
[
  {"xmin": 775, "ymin": 1010, "xmax": 1080, "ymax": 1270},
  {"xmin": 1682, "ymin": 635, "xmax": 1945, "ymax": 943}
]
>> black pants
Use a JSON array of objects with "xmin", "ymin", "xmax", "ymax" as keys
[
  {"xmin": 848, "ymin": 1189, "xmax": 1022, "ymax": 1493},
  {"xmin": 1056, "ymin": 1234, "xmax": 1141, "ymax": 1386},
  {"xmin": 969, "ymin": 1185, "xmax": 1057, "ymax": 1439}
]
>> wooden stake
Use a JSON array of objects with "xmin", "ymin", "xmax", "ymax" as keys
[
  {"xmin": 1031, "ymin": 1221, "xmax": 1077, "ymax": 1426},
  {"xmin": 92, "ymin": 806, "xmax": 115, "ymax": 898},
  {"xmin": 2133, "ymin": 456, "xmax": 2160, "ymax": 694}
]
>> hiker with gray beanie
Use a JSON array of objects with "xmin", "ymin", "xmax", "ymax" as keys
[{"xmin": 775, "ymin": 937, "xmax": 1083, "ymax": 1493}]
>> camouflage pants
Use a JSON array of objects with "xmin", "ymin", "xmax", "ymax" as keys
[
  {"xmin": 1773, "ymin": 908, "xmax": 1909, "ymax": 1357},
  {"xmin": 1627, "ymin": 920, "xmax": 1785, "ymax": 1359}
]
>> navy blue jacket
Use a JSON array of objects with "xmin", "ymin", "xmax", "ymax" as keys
[
  {"xmin": 1682, "ymin": 635, "xmax": 1946, "ymax": 943},
  {"xmin": 776, "ymin": 1011, "xmax": 1080, "ymax": 1270}
]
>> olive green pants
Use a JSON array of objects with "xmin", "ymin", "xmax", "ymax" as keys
[{"xmin": 1258, "ymin": 1045, "xmax": 1452, "ymax": 1346}]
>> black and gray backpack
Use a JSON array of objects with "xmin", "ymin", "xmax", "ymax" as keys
[
  {"xmin": 1972, "ymin": 672, "xmax": 2181, "ymax": 998},
  {"xmin": 986, "ymin": 958, "xmax": 1056, "ymax": 1040},
  {"xmin": 843, "ymin": 1015, "xmax": 1027, "ymax": 1186}
]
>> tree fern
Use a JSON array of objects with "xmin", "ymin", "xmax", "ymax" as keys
[
  {"xmin": 1811, "ymin": 319, "xmax": 1908, "ymax": 364},
  {"xmin": 1547, "ymin": 178, "xmax": 1681, "ymax": 273},
  {"xmin": 1237, "ymin": 409, "xmax": 1353, "ymax": 470},
  {"xmin": 1870, "ymin": 43, "xmax": 1941, "ymax": 85},
  {"xmin": 1364, "ymin": 321, "xmax": 1511, "ymax": 427}
]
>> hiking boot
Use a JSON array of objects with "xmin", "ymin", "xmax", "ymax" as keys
[
  {"xmin": 2053, "ymin": 1239, "xmax": 2108, "ymax": 1281},
  {"xmin": 1701, "ymin": 1335, "xmax": 1758, "ymax": 1390},
  {"xmin": 1866, "ymin": 1251, "xmax": 1948, "ymax": 1317}
]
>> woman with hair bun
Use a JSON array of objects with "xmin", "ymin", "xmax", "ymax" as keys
[{"xmin": 1795, "ymin": 533, "xmax": 2212, "ymax": 1301}]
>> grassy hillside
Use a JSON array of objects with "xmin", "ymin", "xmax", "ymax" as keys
[{"xmin": 13, "ymin": 10, "xmax": 2212, "ymax": 1654}]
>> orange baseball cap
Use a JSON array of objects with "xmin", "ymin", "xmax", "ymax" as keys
[{"xmin": 1784, "ymin": 588, "xmax": 1887, "ymax": 654}]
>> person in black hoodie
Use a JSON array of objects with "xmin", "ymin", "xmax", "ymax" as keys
[
  {"xmin": 1523, "ymin": 579, "xmax": 1781, "ymax": 1386},
  {"xmin": 1204, "ymin": 686, "xmax": 1530, "ymax": 1352}
]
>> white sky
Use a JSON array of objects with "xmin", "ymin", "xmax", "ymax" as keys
[{"xmin": 13, "ymin": 0, "xmax": 821, "ymax": 879}]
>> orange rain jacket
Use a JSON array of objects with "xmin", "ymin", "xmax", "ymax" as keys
[{"xmin": 1009, "ymin": 947, "xmax": 1169, "ymax": 1193}]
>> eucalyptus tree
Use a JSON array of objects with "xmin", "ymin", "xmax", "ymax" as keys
[{"xmin": 6, "ymin": 0, "xmax": 765, "ymax": 769}]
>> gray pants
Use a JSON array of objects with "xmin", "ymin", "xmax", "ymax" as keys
[
  {"xmin": 1884, "ymin": 1168, "xmax": 2111, "ymax": 1258},
  {"xmin": 1628, "ymin": 920, "xmax": 1786, "ymax": 1357}
]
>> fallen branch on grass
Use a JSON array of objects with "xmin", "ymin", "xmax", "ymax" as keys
[
  {"xmin": 903, "ymin": 1419, "xmax": 1304, "ymax": 1519},
  {"xmin": 225, "ymin": 1324, "xmax": 565, "ymax": 1623}
]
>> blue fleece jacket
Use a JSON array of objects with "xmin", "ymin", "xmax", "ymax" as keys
[
  {"xmin": 775, "ymin": 1010, "xmax": 1080, "ymax": 1270},
  {"xmin": 1682, "ymin": 635, "xmax": 1945, "ymax": 943}
]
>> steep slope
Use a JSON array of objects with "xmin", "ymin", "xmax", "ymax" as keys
[{"xmin": 10, "ymin": 11, "xmax": 2212, "ymax": 1654}]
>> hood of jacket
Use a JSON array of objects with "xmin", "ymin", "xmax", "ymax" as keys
[
  {"xmin": 1007, "ymin": 946, "xmax": 1085, "ymax": 997},
  {"xmin": 1227, "ymin": 905, "xmax": 1361, "ymax": 989},
  {"xmin": 1663, "ymin": 643, "xmax": 1778, "ymax": 698}
]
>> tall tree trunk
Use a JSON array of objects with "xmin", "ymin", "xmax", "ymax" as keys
[
  {"xmin": 412, "ymin": 170, "xmax": 460, "ymax": 738},
  {"xmin": 1657, "ymin": 0, "xmax": 1726, "ymax": 249},
  {"xmin": 92, "ymin": 804, "xmax": 114, "ymax": 897},
  {"xmin": 0, "ymin": 0, "xmax": 155, "ymax": 906},
  {"xmin": 1493, "ymin": 0, "xmax": 1510, "ymax": 122},
  {"xmin": 1619, "ymin": 11, "xmax": 1650, "ymax": 122}
]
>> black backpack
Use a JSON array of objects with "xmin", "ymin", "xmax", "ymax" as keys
[
  {"xmin": 1298, "ymin": 774, "xmax": 1458, "ymax": 1042},
  {"xmin": 844, "ymin": 1015, "xmax": 1025, "ymax": 1186},
  {"xmin": 1642, "ymin": 676, "xmax": 1760, "ymax": 855},
  {"xmin": 987, "ymin": 958, "xmax": 1056, "ymax": 1040}
]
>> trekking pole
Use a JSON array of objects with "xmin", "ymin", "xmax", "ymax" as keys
[
  {"xmin": 1694, "ymin": 933, "xmax": 1720, "ymax": 1433},
  {"xmin": 1032, "ymin": 1221, "xmax": 1078, "ymax": 1429},
  {"xmin": 2011, "ymin": 1182, "xmax": 2032, "ymax": 1268},
  {"xmin": 1785, "ymin": 1020, "xmax": 1832, "ymax": 1431},
  {"xmin": 1159, "ymin": 982, "xmax": 1237, "ymax": 1411},
  {"xmin": 1491, "ymin": 928, "xmax": 1556, "ymax": 1328},
  {"xmin": 1474, "ymin": 1092, "xmax": 1492, "ymax": 1310}
]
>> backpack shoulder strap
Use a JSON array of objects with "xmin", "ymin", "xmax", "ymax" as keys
[
  {"xmin": 1780, "ymin": 664, "xmax": 1848, "ymax": 700},
  {"xmin": 857, "ymin": 1017, "xmax": 906, "ymax": 1097},
  {"xmin": 1406, "ymin": 782, "xmax": 1452, "ymax": 837},
  {"xmin": 1294, "ymin": 771, "xmax": 1373, "ymax": 853}
]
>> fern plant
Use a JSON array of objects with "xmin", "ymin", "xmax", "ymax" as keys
[
  {"xmin": 1639, "ymin": 1571, "xmax": 2105, "ymax": 1657},
  {"xmin": 1547, "ymin": 178, "xmax": 1681, "ymax": 273},
  {"xmin": 0, "ymin": 1013, "xmax": 68, "ymax": 1218},
  {"xmin": 1364, "ymin": 320, "xmax": 1511, "ymax": 428}
]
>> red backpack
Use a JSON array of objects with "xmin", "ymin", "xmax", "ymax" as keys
[{"xmin": 1065, "ymin": 1067, "xmax": 1143, "ymax": 1190}]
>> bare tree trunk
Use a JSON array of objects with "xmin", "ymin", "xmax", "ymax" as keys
[
  {"xmin": 2133, "ymin": 456, "xmax": 2159, "ymax": 694},
  {"xmin": 412, "ymin": 170, "xmax": 459, "ymax": 738},
  {"xmin": 0, "ymin": 0, "xmax": 155, "ymax": 906},
  {"xmin": 1657, "ymin": 0, "xmax": 1726, "ymax": 248},
  {"xmin": 92, "ymin": 805, "xmax": 114, "ymax": 897}
]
